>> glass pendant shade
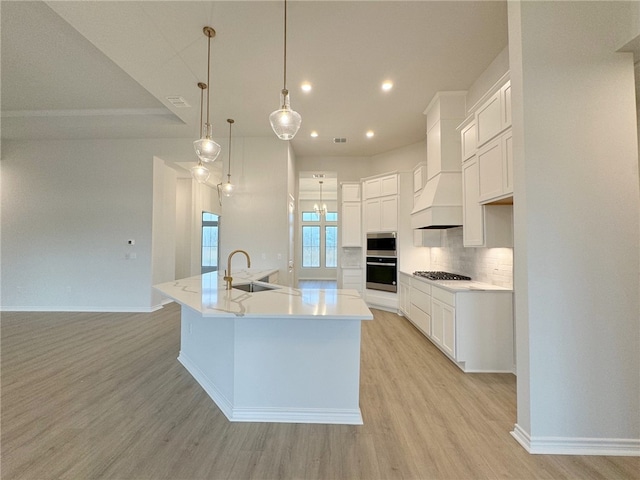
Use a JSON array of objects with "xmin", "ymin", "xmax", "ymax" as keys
[
  {"xmin": 270, "ymin": 90, "xmax": 301, "ymax": 140},
  {"xmin": 191, "ymin": 163, "xmax": 210, "ymax": 184},
  {"xmin": 221, "ymin": 180, "xmax": 235, "ymax": 197},
  {"xmin": 194, "ymin": 124, "xmax": 221, "ymax": 163}
]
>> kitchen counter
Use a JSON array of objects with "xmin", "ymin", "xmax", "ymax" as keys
[
  {"xmin": 154, "ymin": 269, "xmax": 373, "ymax": 320},
  {"xmin": 154, "ymin": 271, "xmax": 373, "ymax": 425},
  {"xmin": 400, "ymin": 270, "xmax": 513, "ymax": 292}
]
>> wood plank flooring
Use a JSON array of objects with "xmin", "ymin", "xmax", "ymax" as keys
[{"xmin": 1, "ymin": 305, "xmax": 638, "ymax": 479}]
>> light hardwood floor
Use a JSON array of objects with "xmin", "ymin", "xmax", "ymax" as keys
[{"xmin": 1, "ymin": 305, "xmax": 638, "ymax": 479}]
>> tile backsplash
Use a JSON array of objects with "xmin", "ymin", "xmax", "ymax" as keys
[{"xmin": 429, "ymin": 227, "xmax": 513, "ymax": 288}]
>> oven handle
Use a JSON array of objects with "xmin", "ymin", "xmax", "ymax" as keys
[{"xmin": 366, "ymin": 262, "xmax": 396, "ymax": 267}]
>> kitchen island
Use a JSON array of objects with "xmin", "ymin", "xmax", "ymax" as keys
[{"xmin": 154, "ymin": 270, "xmax": 373, "ymax": 425}]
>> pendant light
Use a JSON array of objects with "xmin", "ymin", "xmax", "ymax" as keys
[
  {"xmin": 219, "ymin": 119, "xmax": 235, "ymax": 197},
  {"xmin": 313, "ymin": 180, "xmax": 327, "ymax": 217},
  {"xmin": 269, "ymin": 0, "xmax": 302, "ymax": 140},
  {"xmin": 191, "ymin": 82, "xmax": 211, "ymax": 184},
  {"xmin": 193, "ymin": 26, "xmax": 221, "ymax": 163}
]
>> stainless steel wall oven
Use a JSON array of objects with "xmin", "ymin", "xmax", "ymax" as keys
[{"xmin": 366, "ymin": 256, "xmax": 397, "ymax": 293}]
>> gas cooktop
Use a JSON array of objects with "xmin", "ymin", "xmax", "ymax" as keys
[{"xmin": 413, "ymin": 271, "xmax": 472, "ymax": 281}]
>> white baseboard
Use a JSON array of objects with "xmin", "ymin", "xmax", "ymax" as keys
[
  {"xmin": 0, "ymin": 305, "xmax": 158, "ymax": 313},
  {"xmin": 231, "ymin": 406, "xmax": 363, "ymax": 425},
  {"xmin": 178, "ymin": 351, "xmax": 363, "ymax": 425},
  {"xmin": 511, "ymin": 424, "xmax": 640, "ymax": 456},
  {"xmin": 178, "ymin": 352, "xmax": 234, "ymax": 419}
]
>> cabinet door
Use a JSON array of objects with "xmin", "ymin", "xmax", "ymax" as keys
[
  {"xmin": 431, "ymin": 299, "xmax": 444, "ymax": 346},
  {"xmin": 342, "ymin": 183, "xmax": 361, "ymax": 202},
  {"xmin": 399, "ymin": 282, "xmax": 411, "ymax": 316},
  {"xmin": 380, "ymin": 174, "xmax": 398, "ymax": 197},
  {"xmin": 342, "ymin": 202, "xmax": 362, "ymax": 246},
  {"xmin": 364, "ymin": 198, "xmax": 381, "ymax": 232},
  {"xmin": 461, "ymin": 119, "xmax": 477, "ymax": 161},
  {"xmin": 441, "ymin": 303, "xmax": 456, "ymax": 358},
  {"xmin": 363, "ymin": 179, "xmax": 380, "ymax": 200},
  {"xmin": 462, "ymin": 158, "xmax": 484, "ymax": 247},
  {"xmin": 501, "ymin": 81, "xmax": 512, "ymax": 129},
  {"xmin": 380, "ymin": 196, "xmax": 398, "ymax": 232},
  {"xmin": 342, "ymin": 268, "xmax": 363, "ymax": 292},
  {"xmin": 476, "ymin": 90, "xmax": 501, "ymax": 147},
  {"xmin": 503, "ymin": 130, "xmax": 513, "ymax": 196},
  {"xmin": 477, "ymin": 138, "xmax": 504, "ymax": 203}
]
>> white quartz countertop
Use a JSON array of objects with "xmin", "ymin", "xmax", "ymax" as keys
[
  {"xmin": 400, "ymin": 271, "xmax": 513, "ymax": 293},
  {"xmin": 154, "ymin": 269, "xmax": 373, "ymax": 320}
]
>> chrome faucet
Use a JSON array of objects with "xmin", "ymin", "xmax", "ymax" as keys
[{"xmin": 223, "ymin": 249, "xmax": 251, "ymax": 290}]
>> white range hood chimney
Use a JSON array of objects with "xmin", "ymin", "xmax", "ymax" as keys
[{"xmin": 411, "ymin": 91, "xmax": 467, "ymax": 230}]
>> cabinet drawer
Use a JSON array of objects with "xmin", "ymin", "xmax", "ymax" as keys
[
  {"xmin": 409, "ymin": 303, "xmax": 430, "ymax": 336},
  {"xmin": 342, "ymin": 269, "xmax": 362, "ymax": 282},
  {"xmin": 411, "ymin": 278, "xmax": 431, "ymax": 294},
  {"xmin": 411, "ymin": 292, "xmax": 430, "ymax": 315},
  {"xmin": 432, "ymin": 286, "xmax": 455, "ymax": 306}
]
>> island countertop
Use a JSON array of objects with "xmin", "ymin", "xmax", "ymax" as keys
[{"xmin": 154, "ymin": 270, "xmax": 373, "ymax": 321}]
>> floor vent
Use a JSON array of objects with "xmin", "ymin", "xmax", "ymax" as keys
[{"xmin": 333, "ymin": 137, "xmax": 347, "ymax": 143}]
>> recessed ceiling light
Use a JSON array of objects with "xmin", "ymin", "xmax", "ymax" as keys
[
  {"xmin": 310, "ymin": 131, "xmax": 319, "ymax": 138},
  {"xmin": 366, "ymin": 130, "xmax": 375, "ymax": 138},
  {"xmin": 381, "ymin": 81, "xmax": 393, "ymax": 91},
  {"xmin": 301, "ymin": 82, "xmax": 312, "ymax": 92}
]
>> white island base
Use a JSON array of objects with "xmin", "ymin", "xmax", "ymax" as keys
[{"xmin": 178, "ymin": 306, "xmax": 364, "ymax": 424}]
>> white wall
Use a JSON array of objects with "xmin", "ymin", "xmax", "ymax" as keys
[
  {"xmin": 2, "ymin": 139, "xmax": 151, "ymax": 310},
  {"xmin": 0, "ymin": 137, "xmax": 217, "ymax": 311},
  {"xmin": 370, "ymin": 141, "xmax": 426, "ymax": 175},
  {"xmin": 151, "ymin": 157, "xmax": 177, "ymax": 308},
  {"xmin": 509, "ymin": 0, "xmax": 639, "ymax": 453},
  {"xmin": 219, "ymin": 137, "xmax": 291, "ymax": 284},
  {"xmin": 466, "ymin": 46, "xmax": 510, "ymax": 114},
  {"xmin": 429, "ymin": 227, "xmax": 513, "ymax": 288}
]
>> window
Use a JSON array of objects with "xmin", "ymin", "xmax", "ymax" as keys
[
  {"xmin": 302, "ymin": 226, "xmax": 320, "ymax": 267},
  {"xmin": 202, "ymin": 212, "xmax": 219, "ymax": 274},
  {"xmin": 325, "ymin": 226, "xmax": 337, "ymax": 267},
  {"xmin": 301, "ymin": 211, "xmax": 338, "ymax": 269}
]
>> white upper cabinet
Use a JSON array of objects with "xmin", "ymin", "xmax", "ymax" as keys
[
  {"xmin": 341, "ymin": 182, "xmax": 361, "ymax": 202},
  {"xmin": 501, "ymin": 81, "xmax": 512, "ymax": 129},
  {"xmin": 476, "ymin": 80, "xmax": 511, "ymax": 148},
  {"xmin": 460, "ymin": 116, "xmax": 477, "ymax": 161},
  {"xmin": 363, "ymin": 173, "xmax": 397, "ymax": 200},
  {"xmin": 477, "ymin": 130, "xmax": 513, "ymax": 204},
  {"xmin": 342, "ymin": 202, "xmax": 362, "ymax": 247},
  {"xmin": 380, "ymin": 174, "xmax": 398, "ymax": 197},
  {"xmin": 363, "ymin": 173, "xmax": 398, "ymax": 233}
]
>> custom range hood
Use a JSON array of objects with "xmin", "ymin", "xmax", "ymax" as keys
[
  {"xmin": 411, "ymin": 91, "xmax": 467, "ymax": 230},
  {"xmin": 411, "ymin": 172, "xmax": 463, "ymax": 229}
]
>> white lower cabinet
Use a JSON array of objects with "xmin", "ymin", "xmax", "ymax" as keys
[
  {"xmin": 401, "ymin": 276, "xmax": 514, "ymax": 373},
  {"xmin": 341, "ymin": 268, "xmax": 363, "ymax": 293},
  {"xmin": 431, "ymin": 287, "xmax": 456, "ymax": 358},
  {"xmin": 398, "ymin": 273, "xmax": 411, "ymax": 316},
  {"xmin": 408, "ymin": 278, "xmax": 431, "ymax": 336}
]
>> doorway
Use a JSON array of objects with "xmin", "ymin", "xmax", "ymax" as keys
[{"xmin": 297, "ymin": 172, "xmax": 338, "ymax": 281}]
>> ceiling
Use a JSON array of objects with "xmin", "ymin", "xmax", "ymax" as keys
[{"xmin": 1, "ymin": 1, "xmax": 508, "ymax": 163}]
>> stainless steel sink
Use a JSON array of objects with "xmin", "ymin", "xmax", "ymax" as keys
[{"xmin": 232, "ymin": 282, "xmax": 279, "ymax": 293}]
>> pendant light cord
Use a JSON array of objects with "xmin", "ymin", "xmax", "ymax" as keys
[
  {"xmin": 206, "ymin": 33, "xmax": 212, "ymax": 126},
  {"xmin": 283, "ymin": 0, "xmax": 287, "ymax": 92},
  {"xmin": 227, "ymin": 119, "xmax": 233, "ymax": 178}
]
